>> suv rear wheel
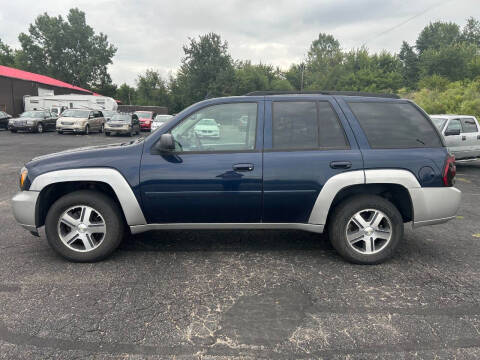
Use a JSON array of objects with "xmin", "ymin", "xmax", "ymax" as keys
[
  {"xmin": 328, "ymin": 195, "xmax": 403, "ymax": 265},
  {"xmin": 45, "ymin": 190, "xmax": 125, "ymax": 262}
]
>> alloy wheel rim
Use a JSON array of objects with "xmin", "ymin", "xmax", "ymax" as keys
[
  {"xmin": 38, "ymin": 124, "xmax": 43, "ymax": 133},
  {"xmin": 345, "ymin": 208, "xmax": 392, "ymax": 255},
  {"xmin": 57, "ymin": 205, "xmax": 106, "ymax": 252}
]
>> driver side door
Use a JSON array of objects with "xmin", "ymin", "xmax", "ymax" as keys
[{"xmin": 140, "ymin": 101, "xmax": 264, "ymax": 223}]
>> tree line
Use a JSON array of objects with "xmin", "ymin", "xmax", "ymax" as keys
[{"xmin": 1, "ymin": 9, "xmax": 479, "ymax": 116}]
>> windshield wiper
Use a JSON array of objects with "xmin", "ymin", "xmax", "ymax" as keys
[{"xmin": 416, "ymin": 138, "xmax": 426, "ymax": 146}]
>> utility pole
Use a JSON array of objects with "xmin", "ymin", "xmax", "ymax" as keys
[{"xmin": 300, "ymin": 62, "xmax": 305, "ymax": 92}]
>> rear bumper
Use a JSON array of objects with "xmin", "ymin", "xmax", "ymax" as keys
[
  {"xmin": 140, "ymin": 123, "xmax": 151, "ymax": 130},
  {"xmin": 11, "ymin": 191, "xmax": 39, "ymax": 233},
  {"xmin": 105, "ymin": 126, "xmax": 130, "ymax": 133},
  {"xmin": 411, "ymin": 187, "xmax": 461, "ymax": 228}
]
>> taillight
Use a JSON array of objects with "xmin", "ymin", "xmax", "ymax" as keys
[{"xmin": 443, "ymin": 154, "xmax": 456, "ymax": 187}]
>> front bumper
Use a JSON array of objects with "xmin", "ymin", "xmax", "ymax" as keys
[
  {"xmin": 411, "ymin": 186, "xmax": 462, "ymax": 228},
  {"xmin": 140, "ymin": 123, "xmax": 151, "ymax": 130},
  {"xmin": 11, "ymin": 191, "xmax": 39, "ymax": 233},
  {"xmin": 57, "ymin": 124, "xmax": 85, "ymax": 132},
  {"xmin": 8, "ymin": 124, "xmax": 36, "ymax": 132}
]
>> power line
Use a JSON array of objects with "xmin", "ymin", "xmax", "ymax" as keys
[{"xmin": 365, "ymin": 0, "xmax": 453, "ymax": 45}]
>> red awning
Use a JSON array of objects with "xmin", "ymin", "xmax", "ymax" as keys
[{"xmin": 0, "ymin": 65, "xmax": 92, "ymax": 93}]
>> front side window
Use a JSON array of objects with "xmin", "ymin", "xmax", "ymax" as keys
[
  {"xmin": 171, "ymin": 103, "xmax": 258, "ymax": 152},
  {"xmin": 461, "ymin": 118, "xmax": 478, "ymax": 133},
  {"xmin": 348, "ymin": 101, "xmax": 442, "ymax": 148},
  {"xmin": 446, "ymin": 119, "xmax": 462, "ymax": 133}
]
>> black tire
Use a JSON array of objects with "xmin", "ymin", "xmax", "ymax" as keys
[
  {"xmin": 45, "ymin": 190, "xmax": 125, "ymax": 262},
  {"xmin": 84, "ymin": 125, "xmax": 89, "ymax": 135},
  {"xmin": 129, "ymin": 127, "xmax": 134, "ymax": 137},
  {"xmin": 36, "ymin": 122, "xmax": 44, "ymax": 133},
  {"xmin": 105, "ymin": 132, "xmax": 110, "ymax": 136},
  {"xmin": 57, "ymin": 130, "xmax": 63, "ymax": 134},
  {"xmin": 100, "ymin": 124, "xmax": 104, "ymax": 133},
  {"xmin": 10, "ymin": 129, "xmax": 17, "ymax": 133},
  {"xmin": 328, "ymin": 194, "xmax": 403, "ymax": 265}
]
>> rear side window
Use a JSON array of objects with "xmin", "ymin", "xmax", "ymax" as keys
[
  {"xmin": 272, "ymin": 101, "xmax": 348, "ymax": 150},
  {"xmin": 348, "ymin": 102, "xmax": 442, "ymax": 148},
  {"xmin": 461, "ymin": 118, "xmax": 478, "ymax": 133}
]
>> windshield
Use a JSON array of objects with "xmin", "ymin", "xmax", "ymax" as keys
[
  {"xmin": 135, "ymin": 111, "xmax": 152, "ymax": 118},
  {"xmin": 61, "ymin": 109, "xmax": 91, "ymax": 118},
  {"xmin": 20, "ymin": 111, "xmax": 44, "ymax": 118},
  {"xmin": 431, "ymin": 117, "xmax": 447, "ymax": 130},
  {"xmin": 103, "ymin": 111, "xmax": 116, "ymax": 117},
  {"xmin": 197, "ymin": 119, "xmax": 217, "ymax": 126},
  {"xmin": 111, "ymin": 114, "xmax": 130, "ymax": 122},
  {"xmin": 154, "ymin": 115, "xmax": 172, "ymax": 122}
]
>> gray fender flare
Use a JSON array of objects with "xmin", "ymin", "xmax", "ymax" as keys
[
  {"xmin": 307, "ymin": 169, "xmax": 421, "ymax": 226},
  {"xmin": 30, "ymin": 168, "xmax": 147, "ymax": 226}
]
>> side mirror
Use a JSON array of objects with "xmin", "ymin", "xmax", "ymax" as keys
[
  {"xmin": 156, "ymin": 133, "xmax": 175, "ymax": 151},
  {"xmin": 445, "ymin": 128, "xmax": 461, "ymax": 136}
]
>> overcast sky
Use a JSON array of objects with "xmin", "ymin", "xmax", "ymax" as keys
[{"xmin": 0, "ymin": 0, "xmax": 477, "ymax": 85}]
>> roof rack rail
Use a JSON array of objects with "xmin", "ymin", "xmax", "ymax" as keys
[{"xmin": 245, "ymin": 90, "xmax": 400, "ymax": 99}]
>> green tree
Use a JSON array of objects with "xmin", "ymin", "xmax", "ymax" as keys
[
  {"xmin": 419, "ymin": 42, "xmax": 477, "ymax": 81},
  {"xmin": 135, "ymin": 69, "xmax": 169, "ymax": 106},
  {"xmin": 174, "ymin": 33, "xmax": 234, "ymax": 110},
  {"xmin": 461, "ymin": 17, "xmax": 480, "ymax": 46},
  {"xmin": 336, "ymin": 48, "xmax": 403, "ymax": 93},
  {"xmin": 0, "ymin": 39, "xmax": 15, "ymax": 66},
  {"xmin": 399, "ymin": 41, "xmax": 419, "ymax": 89},
  {"xmin": 416, "ymin": 21, "xmax": 461, "ymax": 54},
  {"xmin": 232, "ymin": 61, "xmax": 293, "ymax": 95},
  {"xmin": 16, "ymin": 8, "xmax": 116, "ymax": 88},
  {"xmin": 305, "ymin": 33, "xmax": 344, "ymax": 90},
  {"xmin": 116, "ymin": 83, "xmax": 136, "ymax": 105}
]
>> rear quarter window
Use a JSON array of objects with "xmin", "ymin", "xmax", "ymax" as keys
[{"xmin": 348, "ymin": 101, "xmax": 443, "ymax": 148}]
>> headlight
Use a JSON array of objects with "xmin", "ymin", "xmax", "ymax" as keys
[{"xmin": 19, "ymin": 167, "xmax": 28, "ymax": 190}]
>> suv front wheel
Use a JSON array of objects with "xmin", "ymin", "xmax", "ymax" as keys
[
  {"xmin": 328, "ymin": 195, "xmax": 403, "ymax": 265},
  {"xmin": 45, "ymin": 190, "xmax": 125, "ymax": 262}
]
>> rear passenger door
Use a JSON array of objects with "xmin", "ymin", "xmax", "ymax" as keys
[
  {"xmin": 460, "ymin": 117, "xmax": 480, "ymax": 158},
  {"xmin": 262, "ymin": 97, "xmax": 363, "ymax": 223}
]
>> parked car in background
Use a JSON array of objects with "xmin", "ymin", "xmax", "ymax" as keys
[
  {"xmin": 11, "ymin": 92, "xmax": 460, "ymax": 264},
  {"xmin": 0, "ymin": 111, "xmax": 11, "ymax": 129},
  {"xmin": 8, "ymin": 110, "xmax": 57, "ymax": 133},
  {"xmin": 56, "ymin": 109, "xmax": 105, "ymax": 135},
  {"xmin": 193, "ymin": 118, "xmax": 220, "ymax": 138},
  {"xmin": 151, "ymin": 114, "xmax": 173, "ymax": 132},
  {"xmin": 105, "ymin": 113, "xmax": 140, "ymax": 136},
  {"xmin": 431, "ymin": 115, "xmax": 480, "ymax": 160},
  {"xmin": 102, "ymin": 110, "xmax": 117, "ymax": 122},
  {"xmin": 134, "ymin": 111, "xmax": 156, "ymax": 131}
]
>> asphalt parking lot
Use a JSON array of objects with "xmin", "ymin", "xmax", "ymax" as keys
[{"xmin": 0, "ymin": 130, "xmax": 480, "ymax": 359}]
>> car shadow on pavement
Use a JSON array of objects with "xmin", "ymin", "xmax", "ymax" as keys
[{"xmin": 119, "ymin": 230, "xmax": 333, "ymax": 253}]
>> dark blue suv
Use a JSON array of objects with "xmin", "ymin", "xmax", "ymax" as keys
[{"xmin": 12, "ymin": 92, "xmax": 461, "ymax": 264}]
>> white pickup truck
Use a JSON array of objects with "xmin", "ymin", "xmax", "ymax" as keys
[{"xmin": 431, "ymin": 115, "xmax": 480, "ymax": 160}]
